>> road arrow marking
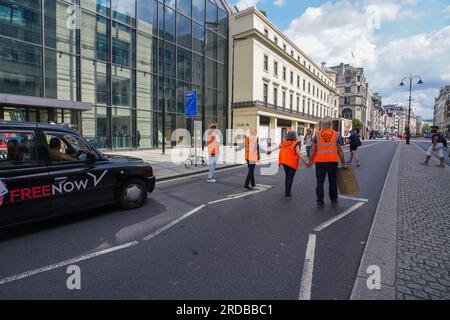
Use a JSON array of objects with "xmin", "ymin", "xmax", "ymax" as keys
[
  {"xmin": 338, "ymin": 195, "xmax": 369, "ymax": 202},
  {"xmin": 314, "ymin": 202, "xmax": 366, "ymax": 232},
  {"xmin": 207, "ymin": 185, "xmax": 274, "ymax": 205}
]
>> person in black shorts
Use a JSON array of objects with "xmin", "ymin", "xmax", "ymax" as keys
[{"xmin": 347, "ymin": 129, "xmax": 361, "ymax": 167}]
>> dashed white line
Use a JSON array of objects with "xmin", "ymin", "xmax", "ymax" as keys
[
  {"xmin": 298, "ymin": 233, "xmax": 317, "ymax": 300},
  {"xmin": 314, "ymin": 202, "xmax": 366, "ymax": 232},
  {"xmin": 143, "ymin": 204, "xmax": 206, "ymax": 241},
  {"xmin": 0, "ymin": 241, "xmax": 138, "ymax": 285}
]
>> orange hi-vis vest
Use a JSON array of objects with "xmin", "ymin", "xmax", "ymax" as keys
[
  {"xmin": 245, "ymin": 136, "xmax": 259, "ymax": 162},
  {"xmin": 207, "ymin": 132, "xmax": 219, "ymax": 155},
  {"xmin": 278, "ymin": 140, "xmax": 300, "ymax": 170},
  {"xmin": 313, "ymin": 128, "xmax": 340, "ymax": 163}
]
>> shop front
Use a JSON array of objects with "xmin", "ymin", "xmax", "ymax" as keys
[
  {"xmin": 0, "ymin": 94, "xmax": 92, "ymax": 131},
  {"xmin": 232, "ymin": 102, "xmax": 320, "ymax": 145}
]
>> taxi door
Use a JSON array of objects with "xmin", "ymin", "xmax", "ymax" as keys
[
  {"xmin": 42, "ymin": 130, "xmax": 116, "ymax": 215},
  {"xmin": 0, "ymin": 127, "xmax": 52, "ymax": 227}
]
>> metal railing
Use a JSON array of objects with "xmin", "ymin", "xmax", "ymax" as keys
[{"xmin": 232, "ymin": 100, "xmax": 322, "ymax": 122}]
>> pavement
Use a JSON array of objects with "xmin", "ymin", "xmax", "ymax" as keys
[
  {"xmin": 0, "ymin": 140, "xmax": 401, "ymax": 299},
  {"xmin": 351, "ymin": 140, "xmax": 450, "ymax": 300},
  {"xmin": 105, "ymin": 146, "xmax": 279, "ymax": 181}
]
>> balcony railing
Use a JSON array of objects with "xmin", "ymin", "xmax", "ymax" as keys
[{"xmin": 232, "ymin": 100, "xmax": 323, "ymax": 122}]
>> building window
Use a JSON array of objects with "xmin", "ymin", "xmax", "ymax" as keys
[
  {"xmin": 274, "ymin": 36, "xmax": 278, "ymax": 44},
  {"xmin": 282, "ymin": 91, "xmax": 286, "ymax": 108},
  {"xmin": 308, "ymin": 82, "xmax": 311, "ymax": 94},
  {"xmin": 290, "ymin": 71, "xmax": 293, "ymax": 85},
  {"xmin": 312, "ymin": 85, "xmax": 315, "ymax": 96},
  {"xmin": 263, "ymin": 83, "xmax": 268, "ymax": 104},
  {"xmin": 264, "ymin": 55, "xmax": 269, "ymax": 71},
  {"xmin": 344, "ymin": 97, "xmax": 350, "ymax": 104},
  {"xmin": 274, "ymin": 87, "xmax": 278, "ymax": 106},
  {"xmin": 345, "ymin": 76, "xmax": 351, "ymax": 83},
  {"xmin": 291, "ymin": 50, "xmax": 294, "ymax": 57},
  {"xmin": 297, "ymin": 76, "xmax": 300, "ymax": 88},
  {"xmin": 274, "ymin": 61, "xmax": 278, "ymax": 76},
  {"xmin": 303, "ymin": 99, "xmax": 306, "ymax": 113},
  {"xmin": 283, "ymin": 44, "xmax": 286, "ymax": 51},
  {"xmin": 283, "ymin": 67, "xmax": 286, "ymax": 81},
  {"xmin": 296, "ymin": 96, "xmax": 300, "ymax": 111},
  {"xmin": 290, "ymin": 94, "xmax": 293, "ymax": 109},
  {"xmin": 303, "ymin": 79, "xmax": 306, "ymax": 91},
  {"xmin": 264, "ymin": 28, "xmax": 269, "ymax": 37},
  {"xmin": 345, "ymin": 87, "xmax": 351, "ymax": 93}
]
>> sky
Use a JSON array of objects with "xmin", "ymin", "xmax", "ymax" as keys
[{"xmin": 231, "ymin": 0, "xmax": 450, "ymax": 120}]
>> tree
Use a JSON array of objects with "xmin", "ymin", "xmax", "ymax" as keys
[
  {"xmin": 352, "ymin": 118, "xmax": 363, "ymax": 132},
  {"xmin": 259, "ymin": 10, "xmax": 267, "ymax": 18},
  {"xmin": 422, "ymin": 123, "xmax": 431, "ymax": 135}
]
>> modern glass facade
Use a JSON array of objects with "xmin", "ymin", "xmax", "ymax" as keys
[{"xmin": 0, "ymin": 0, "xmax": 229, "ymax": 149}]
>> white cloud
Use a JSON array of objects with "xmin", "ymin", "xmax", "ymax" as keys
[
  {"xmin": 445, "ymin": 5, "xmax": 450, "ymax": 16},
  {"xmin": 274, "ymin": 0, "xmax": 285, "ymax": 6},
  {"xmin": 235, "ymin": 0, "xmax": 261, "ymax": 10},
  {"xmin": 284, "ymin": 0, "xmax": 449, "ymax": 118}
]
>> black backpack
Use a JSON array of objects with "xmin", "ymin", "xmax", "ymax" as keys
[
  {"xmin": 441, "ymin": 136, "xmax": 448, "ymax": 148},
  {"xmin": 355, "ymin": 135, "xmax": 362, "ymax": 147}
]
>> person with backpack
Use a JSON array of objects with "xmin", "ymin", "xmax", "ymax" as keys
[
  {"xmin": 422, "ymin": 125, "xmax": 446, "ymax": 168},
  {"xmin": 347, "ymin": 129, "xmax": 362, "ymax": 167}
]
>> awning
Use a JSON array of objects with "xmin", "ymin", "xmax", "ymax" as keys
[{"xmin": 0, "ymin": 93, "xmax": 93, "ymax": 111}]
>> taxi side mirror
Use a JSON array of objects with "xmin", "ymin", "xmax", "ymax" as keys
[{"xmin": 87, "ymin": 151, "xmax": 97, "ymax": 162}]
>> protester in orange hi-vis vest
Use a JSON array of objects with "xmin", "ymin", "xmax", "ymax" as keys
[
  {"xmin": 206, "ymin": 123, "xmax": 220, "ymax": 183},
  {"xmin": 307, "ymin": 117, "xmax": 348, "ymax": 208},
  {"xmin": 269, "ymin": 130, "xmax": 308, "ymax": 198},
  {"xmin": 243, "ymin": 128, "xmax": 260, "ymax": 190}
]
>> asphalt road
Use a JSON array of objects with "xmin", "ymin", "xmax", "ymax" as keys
[
  {"xmin": 0, "ymin": 140, "xmax": 399, "ymax": 300},
  {"xmin": 413, "ymin": 139, "xmax": 450, "ymax": 166}
]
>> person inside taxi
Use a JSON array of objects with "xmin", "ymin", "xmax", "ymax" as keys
[
  {"xmin": 49, "ymin": 137, "xmax": 87, "ymax": 162},
  {"xmin": 6, "ymin": 140, "xmax": 24, "ymax": 164}
]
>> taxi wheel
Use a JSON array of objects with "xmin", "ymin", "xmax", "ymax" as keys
[{"xmin": 119, "ymin": 178, "xmax": 148, "ymax": 209}]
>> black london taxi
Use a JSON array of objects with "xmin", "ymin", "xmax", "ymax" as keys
[{"xmin": 0, "ymin": 121, "xmax": 155, "ymax": 229}]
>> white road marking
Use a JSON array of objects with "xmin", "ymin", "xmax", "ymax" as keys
[
  {"xmin": 143, "ymin": 205, "xmax": 206, "ymax": 241},
  {"xmin": 298, "ymin": 233, "xmax": 317, "ymax": 300},
  {"xmin": 314, "ymin": 202, "xmax": 366, "ymax": 232},
  {"xmin": 207, "ymin": 185, "xmax": 274, "ymax": 205},
  {"xmin": 157, "ymin": 165, "xmax": 245, "ymax": 185},
  {"xmin": 338, "ymin": 195, "xmax": 369, "ymax": 202},
  {"xmin": 0, "ymin": 241, "xmax": 138, "ymax": 285}
]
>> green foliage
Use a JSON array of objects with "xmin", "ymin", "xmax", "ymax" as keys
[{"xmin": 352, "ymin": 118, "xmax": 363, "ymax": 131}]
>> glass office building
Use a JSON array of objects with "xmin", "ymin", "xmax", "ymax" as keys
[{"xmin": 0, "ymin": 0, "xmax": 230, "ymax": 149}]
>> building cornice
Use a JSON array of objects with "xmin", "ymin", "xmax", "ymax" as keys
[
  {"xmin": 233, "ymin": 7, "xmax": 336, "ymax": 86},
  {"xmin": 232, "ymin": 28, "xmax": 339, "ymax": 95}
]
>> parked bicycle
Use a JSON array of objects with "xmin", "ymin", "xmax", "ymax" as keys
[{"xmin": 184, "ymin": 148, "xmax": 207, "ymax": 168}]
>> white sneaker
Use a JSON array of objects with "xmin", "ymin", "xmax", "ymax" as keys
[{"xmin": 207, "ymin": 179, "xmax": 216, "ymax": 183}]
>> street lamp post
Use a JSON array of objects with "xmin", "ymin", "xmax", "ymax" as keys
[{"xmin": 399, "ymin": 74, "xmax": 423, "ymax": 144}]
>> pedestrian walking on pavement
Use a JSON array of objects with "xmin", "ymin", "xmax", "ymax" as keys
[
  {"xmin": 308, "ymin": 117, "xmax": 348, "ymax": 208},
  {"xmin": 206, "ymin": 123, "xmax": 220, "ymax": 183},
  {"xmin": 243, "ymin": 128, "xmax": 260, "ymax": 190},
  {"xmin": 348, "ymin": 129, "xmax": 362, "ymax": 167},
  {"xmin": 304, "ymin": 128, "xmax": 313, "ymax": 159},
  {"xmin": 269, "ymin": 131, "xmax": 308, "ymax": 198},
  {"xmin": 422, "ymin": 125, "xmax": 446, "ymax": 168}
]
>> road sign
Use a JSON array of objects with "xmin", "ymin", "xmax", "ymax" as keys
[{"xmin": 185, "ymin": 91, "xmax": 197, "ymax": 119}]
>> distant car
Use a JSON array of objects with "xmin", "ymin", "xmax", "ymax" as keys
[{"xmin": 0, "ymin": 121, "xmax": 155, "ymax": 229}]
